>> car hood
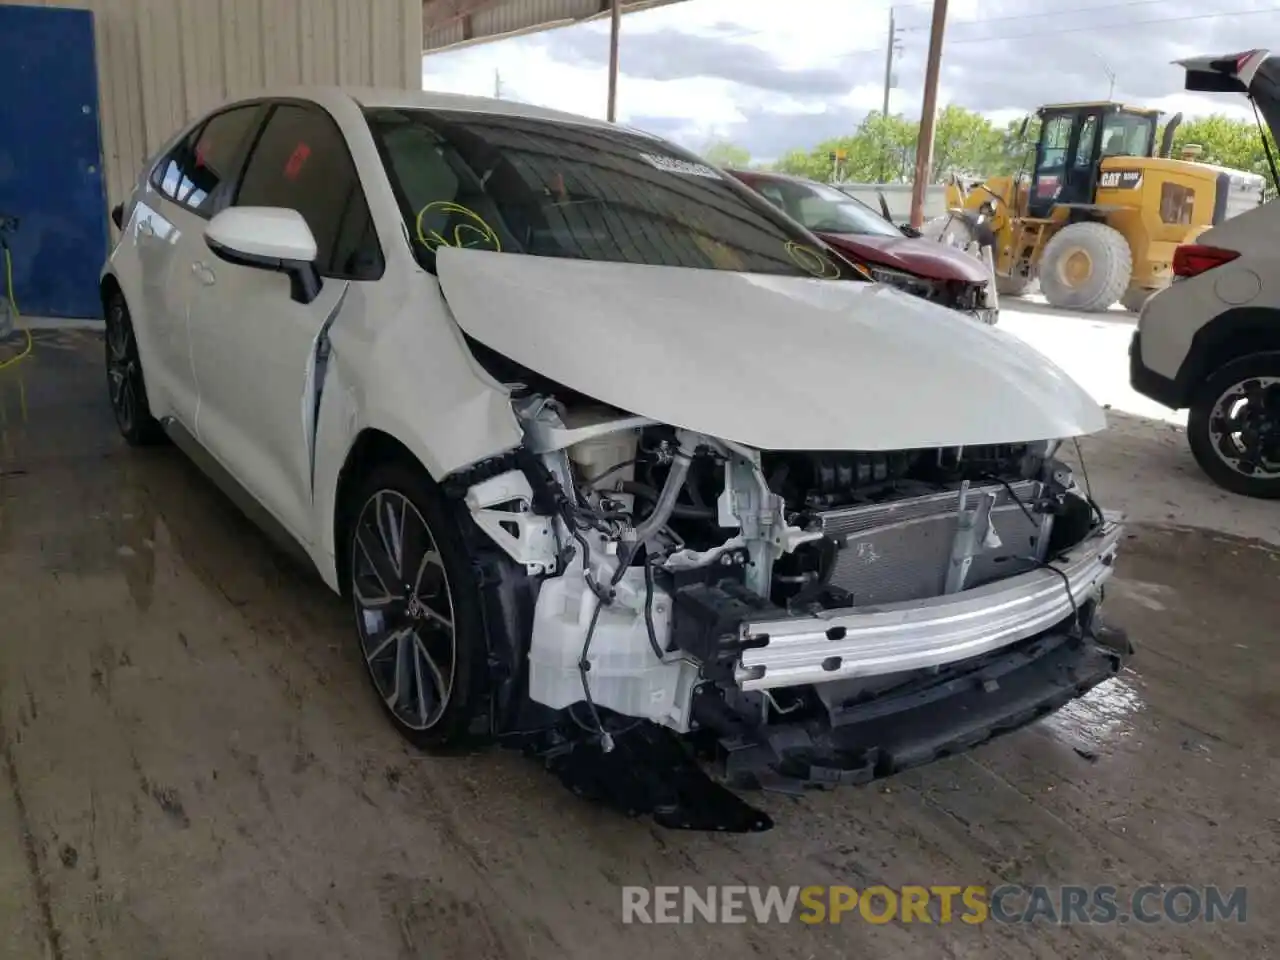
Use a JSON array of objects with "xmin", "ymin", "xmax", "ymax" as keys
[
  {"xmin": 818, "ymin": 232, "xmax": 992, "ymax": 283},
  {"xmin": 436, "ymin": 248, "xmax": 1105, "ymax": 452}
]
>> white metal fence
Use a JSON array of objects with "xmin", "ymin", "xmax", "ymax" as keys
[{"xmin": 831, "ymin": 183, "xmax": 950, "ymax": 222}]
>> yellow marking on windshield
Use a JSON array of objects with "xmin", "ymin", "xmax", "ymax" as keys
[
  {"xmin": 415, "ymin": 201, "xmax": 502, "ymax": 253},
  {"xmin": 785, "ymin": 241, "xmax": 841, "ymax": 279}
]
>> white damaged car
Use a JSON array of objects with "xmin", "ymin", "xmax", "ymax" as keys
[{"xmin": 102, "ymin": 88, "xmax": 1130, "ymax": 831}]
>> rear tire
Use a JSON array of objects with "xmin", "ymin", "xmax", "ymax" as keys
[
  {"xmin": 346, "ymin": 461, "xmax": 491, "ymax": 750},
  {"xmin": 1187, "ymin": 354, "xmax": 1280, "ymax": 499},
  {"xmin": 1039, "ymin": 222, "xmax": 1132, "ymax": 312},
  {"xmin": 104, "ymin": 292, "xmax": 166, "ymax": 446}
]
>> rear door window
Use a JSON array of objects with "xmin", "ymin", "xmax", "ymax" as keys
[
  {"xmin": 152, "ymin": 104, "xmax": 265, "ymax": 216},
  {"xmin": 234, "ymin": 102, "xmax": 383, "ymax": 280}
]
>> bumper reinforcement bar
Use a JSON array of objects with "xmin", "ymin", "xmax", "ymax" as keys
[{"xmin": 736, "ymin": 521, "xmax": 1123, "ymax": 690}]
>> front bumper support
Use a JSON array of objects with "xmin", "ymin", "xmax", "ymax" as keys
[
  {"xmin": 736, "ymin": 520, "xmax": 1122, "ymax": 690},
  {"xmin": 720, "ymin": 617, "xmax": 1132, "ymax": 792}
]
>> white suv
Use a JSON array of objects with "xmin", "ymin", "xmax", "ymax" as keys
[{"xmin": 1131, "ymin": 50, "xmax": 1280, "ymax": 497}]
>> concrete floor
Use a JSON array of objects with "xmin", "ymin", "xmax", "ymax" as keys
[{"xmin": 0, "ymin": 329, "xmax": 1276, "ymax": 959}]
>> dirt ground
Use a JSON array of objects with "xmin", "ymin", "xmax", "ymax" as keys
[{"xmin": 0, "ymin": 330, "xmax": 1276, "ymax": 959}]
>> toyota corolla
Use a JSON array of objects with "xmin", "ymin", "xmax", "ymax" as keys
[{"xmin": 102, "ymin": 88, "xmax": 1129, "ymax": 831}]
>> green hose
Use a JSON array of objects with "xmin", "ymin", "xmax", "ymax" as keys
[{"xmin": 0, "ymin": 242, "xmax": 32, "ymax": 370}]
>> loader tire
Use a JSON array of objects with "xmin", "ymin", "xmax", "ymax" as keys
[
  {"xmin": 1039, "ymin": 222, "xmax": 1132, "ymax": 312},
  {"xmin": 996, "ymin": 274, "xmax": 1034, "ymax": 298}
]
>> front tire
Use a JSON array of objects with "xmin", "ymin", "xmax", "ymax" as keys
[
  {"xmin": 1039, "ymin": 222, "xmax": 1132, "ymax": 312},
  {"xmin": 1188, "ymin": 354, "xmax": 1280, "ymax": 499},
  {"xmin": 347, "ymin": 462, "xmax": 490, "ymax": 749},
  {"xmin": 104, "ymin": 292, "xmax": 165, "ymax": 446}
]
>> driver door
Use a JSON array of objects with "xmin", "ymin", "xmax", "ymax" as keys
[
  {"xmin": 1058, "ymin": 111, "xmax": 1102, "ymax": 206},
  {"xmin": 187, "ymin": 101, "xmax": 383, "ymax": 545},
  {"xmin": 1028, "ymin": 112, "xmax": 1074, "ymax": 218}
]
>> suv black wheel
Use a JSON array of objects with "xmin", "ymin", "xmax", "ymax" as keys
[
  {"xmin": 347, "ymin": 461, "xmax": 490, "ymax": 749},
  {"xmin": 1188, "ymin": 353, "xmax": 1280, "ymax": 499},
  {"xmin": 104, "ymin": 292, "xmax": 166, "ymax": 446}
]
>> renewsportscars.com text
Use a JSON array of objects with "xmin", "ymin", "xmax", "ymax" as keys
[{"xmin": 621, "ymin": 884, "xmax": 1247, "ymax": 925}]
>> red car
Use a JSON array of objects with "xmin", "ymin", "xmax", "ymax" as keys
[{"xmin": 729, "ymin": 169, "xmax": 997, "ymax": 324}]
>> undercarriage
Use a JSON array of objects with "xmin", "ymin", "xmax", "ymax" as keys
[{"xmin": 448, "ymin": 374, "xmax": 1130, "ymax": 831}]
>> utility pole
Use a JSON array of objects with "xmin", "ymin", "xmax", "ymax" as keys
[
  {"xmin": 881, "ymin": 7, "xmax": 896, "ymax": 117},
  {"xmin": 878, "ymin": 8, "xmax": 903, "ymax": 182},
  {"xmin": 909, "ymin": 0, "xmax": 948, "ymax": 229},
  {"xmin": 493, "ymin": 68, "xmax": 502, "ymax": 99},
  {"xmin": 606, "ymin": 0, "xmax": 621, "ymax": 122}
]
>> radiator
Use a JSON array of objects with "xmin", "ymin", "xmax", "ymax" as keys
[{"xmin": 815, "ymin": 480, "xmax": 1045, "ymax": 605}]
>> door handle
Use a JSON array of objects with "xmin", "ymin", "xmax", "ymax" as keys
[
  {"xmin": 191, "ymin": 261, "xmax": 216, "ymax": 285},
  {"xmin": 137, "ymin": 219, "xmax": 155, "ymax": 238}
]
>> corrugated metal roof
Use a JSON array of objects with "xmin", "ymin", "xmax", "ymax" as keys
[{"xmin": 423, "ymin": 0, "xmax": 688, "ymax": 52}]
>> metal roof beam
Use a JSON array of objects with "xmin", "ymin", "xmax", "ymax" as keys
[{"xmin": 423, "ymin": 0, "xmax": 688, "ymax": 54}]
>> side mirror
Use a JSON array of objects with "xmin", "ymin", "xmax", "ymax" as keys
[{"xmin": 205, "ymin": 207, "xmax": 322, "ymax": 304}]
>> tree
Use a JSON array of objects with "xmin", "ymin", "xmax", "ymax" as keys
[
  {"xmin": 772, "ymin": 147, "xmax": 828, "ymax": 180},
  {"xmin": 766, "ymin": 106, "xmax": 1009, "ymax": 185},
  {"xmin": 859, "ymin": 112, "xmax": 917, "ymax": 183},
  {"xmin": 1168, "ymin": 114, "xmax": 1278, "ymax": 182},
  {"xmin": 988, "ymin": 115, "xmax": 1040, "ymax": 177},
  {"xmin": 930, "ymin": 105, "xmax": 1004, "ymax": 180},
  {"xmin": 701, "ymin": 140, "xmax": 751, "ymax": 169}
]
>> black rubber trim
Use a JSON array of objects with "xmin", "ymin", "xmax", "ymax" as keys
[
  {"xmin": 1129, "ymin": 329, "xmax": 1184, "ymax": 408},
  {"xmin": 1212, "ymin": 171, "xmax": 1231, "ymax": 226},
  {"xmin": 205, "ymin": 234, "xmax": 323, "ymax": 304}
]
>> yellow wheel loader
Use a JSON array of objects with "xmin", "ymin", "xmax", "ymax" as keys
[{"xmin": 943, "ymin": 101, "xmax": 1266, "ymax": 312}]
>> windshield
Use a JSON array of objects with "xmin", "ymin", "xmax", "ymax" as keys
[
  {"xmin": 364, "ymin": 108, "xmax": 856, "ymax": 280},
  {"xmin": 748, "ymin": 177, "xmax": 903, "ymax": 238},
  {"xmin": 1100, "ymin": 112, "xmax": 1155, "ymax": 158}
]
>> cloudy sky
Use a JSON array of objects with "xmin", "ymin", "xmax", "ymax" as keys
[{"xmin": 420, "ymin": 0, "xmax": 1273, "ymax": 162}]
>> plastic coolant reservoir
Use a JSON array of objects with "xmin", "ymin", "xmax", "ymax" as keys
[
  {"xmin": 528, "ymin": 565, "xmax": 679, "ymax": 721},
  {"xmin": 563, "ymin": 407, "xmax": 639, "ymax": 490}
]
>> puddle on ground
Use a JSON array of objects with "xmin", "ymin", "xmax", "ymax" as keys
[
  {"xmin": 1107, "ymin": 578, "xmax": 1175, "ymax": 612},
  {"xmin": 1041, "ymin": 673, "xmax": 1146, "ymax": 752}
]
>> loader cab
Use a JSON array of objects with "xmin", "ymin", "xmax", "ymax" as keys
[{"xmin": 1028, "ymin": 103, "xmax": 1159, "ymax": 218}]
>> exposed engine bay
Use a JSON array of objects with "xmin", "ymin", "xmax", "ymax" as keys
[
  {"xmin": 865, "ymin": 264, "xmax": 994, "ymax": 322},
  {"xmin": 448, "ymin": 361, "xmax": 1129, "ymax": 831}
]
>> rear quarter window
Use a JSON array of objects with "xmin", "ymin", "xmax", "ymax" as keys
[{"xmin": 151, "ymin": 104, "xmax": 265, "ymax": 216}]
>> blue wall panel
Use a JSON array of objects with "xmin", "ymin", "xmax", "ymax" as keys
[{"xmin": 0, "ymin": 4, "xmax": 107, "ymax": 319}]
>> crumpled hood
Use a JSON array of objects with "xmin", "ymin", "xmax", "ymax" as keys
[
  {"xmin": 436, "ymin": 248, "xmax": 1105, "ymax": 452},
  {"xmin": 818, "ymin": 232, "xmax": 993, "ymax": 284}
]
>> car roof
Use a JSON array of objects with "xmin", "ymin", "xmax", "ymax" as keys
[
  {"xmin": 223, "ymin": 85, "xmax": 645, "ymax": 135},
  {"xmin": 1039, "ymin": 101, "xmax": 1159, "ymax": 115},
  {"xmin": 727, "ymin": 168, "xmax": 812, "ymax": 185}
]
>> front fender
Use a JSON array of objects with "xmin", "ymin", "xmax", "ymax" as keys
[{"xmin": 307, "ymin": 274, "xmax": 523, "ymax": 592}]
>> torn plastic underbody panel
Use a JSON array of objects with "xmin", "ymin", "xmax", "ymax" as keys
[{"xmin": 504, "ymin": 610, "xmax": 1129, "ymax": 832}]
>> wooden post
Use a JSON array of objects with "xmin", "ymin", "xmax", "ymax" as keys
[{"xmin": 910, "ymin": 0, "xmax": 948, "ymax": 229}]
